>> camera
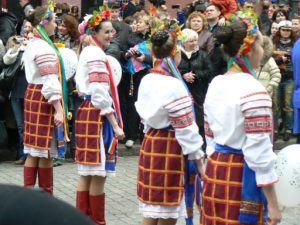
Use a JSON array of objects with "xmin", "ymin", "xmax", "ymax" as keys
[{"xmin": 134, "ymin": 51, "xmax": 142, "ymax": 57}]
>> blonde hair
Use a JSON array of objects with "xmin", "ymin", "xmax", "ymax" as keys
[{"xmin": 182, "ymin": 29, "xmax": 198, "ymax": 43}]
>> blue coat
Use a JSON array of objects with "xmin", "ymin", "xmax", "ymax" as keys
[{"xmin": 293, "ymin": 39, "xmax": 300, "ymax": 133}]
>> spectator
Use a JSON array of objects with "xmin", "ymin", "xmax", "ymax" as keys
[
  {"xmin": 124, "ymin": 16, "xmax": 137, "ymax": 32},
  {"xmin": 110, "ymin": 3, "xmax": 122, "ymax": 21},
  {"xmin": 210, "ymin": 0, "xmax": 237, "ymax": 21},
  {"xmin": 273, "ymin": 20, "xmax": 296, "ymax": 141},
  {"xmin": 123, "ymin": 0, "xmax": 140, "ymax": 20},
  {"xmin": 206, "ymin": 4, "xmax": 221, "ymax": 33},
  {"xmin": 19, "ymin": 0, "xmax": 33, "ymax": 17},
  {"xmin": 23, "ymin": 19, "xmax": 33, "ymax": 37},
  {"xmin": 272, "ymin": 9, "xmax": 288, "ymax": 23},
  {"xmin": 178, "ymin": 28, "xmax": 213, "ymax": 146},
  {"xmin": 278, "ymin": 0, "xmax": 292, "ymax": 20},
  {"xmin": 255, "ymin": 35, "xmax": 281, "ymax": 97},
  {"xmin": 240, "ymin": 0, "xmax": 255, "ymax": 11},
  {"xmin": 260, "ymin": 0, "xmax": 272, "ymax": 35},
  {"xmin": 70, "ymin": 5, "xmax": 80, "ymax": 20},
  {"xmin": 186, "ymin": 11, "xmax": 215, "ymax": 57},
  {"xmin": 293, "ymin": 38, "xmax": 300, "ymax": 143},
  {"xmin": 270, "ymin": 21, "xmax": 279, "ymax": 39},
  {"xmin": 4, "ymin": 36, "xmax": 28, "ymax": 165},
  {"xmin": 292, "ymin": 16, "xmax": 300, "ymax": 38}
]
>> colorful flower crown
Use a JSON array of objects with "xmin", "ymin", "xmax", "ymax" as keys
[
  {"xmin": 228, "ymin": 10, "xmax": 258, "ymax": 56},
  {"xmin": 87, "ymin": 5, "xmax": 111, "ymax": 34},
  {"xmin": 148, "ymin": 19, "xmax": 184, "ymax": 57},
  {"xmin": 39, "ymin": 0, "xmax": 54, "ymax": 26}
]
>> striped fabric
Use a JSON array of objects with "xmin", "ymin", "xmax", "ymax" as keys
[
  {"xmin": 137, "ymin": 129, "xmax": 185, "ymax": 206},
  {"xmin": 34, "ymin": 53, "xmax": 58, "ymax": 76},
  {"xmin": 23, "ymin": 84, "xmax": 54, "ymax": 150},
  {"xmin": 75, "ymin": 100, "xmax": 103, "ymax": 165},
  {"xmin": 164, "ymin": 96, "xmax": 194, "ymax": 129},
  {"xmin": 200, "ymin": 152, "xmax": 264, "ymax": 225},
  {"xmin": 240, "ymin": 91, "xmax": 273, "ymax": 135},
  {"xmin": 87, "ymin": 60, "xmax": 109, "ymax": 83}
]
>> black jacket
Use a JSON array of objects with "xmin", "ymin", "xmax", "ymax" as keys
[
  {"xmin": 178, "ymin": 49, "xmax": 213, "ymax": 139},
  {"xmin": 123, "ymin": 2, "xmax": 138, "ymax": 20}
]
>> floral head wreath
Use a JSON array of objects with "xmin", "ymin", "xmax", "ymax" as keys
[
  {"xmin": 148, "ymin": 19, "xmax": 184, "ymax": 57},
  {"xmin": 227, "ymin": 10, "xmax": 258, "ymax": 57},
  {"xmin": 39, "ymin": 0, "xmax": 55, "ymax": 26},
  {"xmin": 86, "ymin": 5, "xmax": 111, "ymax": 34}
]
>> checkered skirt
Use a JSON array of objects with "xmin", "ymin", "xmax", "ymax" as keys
[
  {"xmin": 200, "ymin": 152, "xmax": 264, "ymax": 225},
  {"xmin": 23, "ymin": 84, "xmax": 54, "ymax": 150},
  {"xmin": 75, "ymin": 100, "xmax": 103, "ymax": 165},
  {"xmin": 137, "ymin": 128, "xmax": 185, "ymax": 206}
]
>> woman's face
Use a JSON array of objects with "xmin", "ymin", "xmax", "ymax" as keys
[
  {"xmin": 267, "ymin": 7, "xmax": 275, "ymax": 19},
  {"xmin": 23, "ymin": 21, "xmax": 33, "ymax": 34},
  {"xmin": 279, "ymin": 27, "xmax": 292, "ymax": 38},
  {"xmin": 130, "ymin": 20, "xmax": 137, "ymax": 32},
  {"xmin": 136, "ymin": 19, "xmax": 149, "ymax": 34},
  {"xmin": 57, "ymin": 21, "xmax": 69, "ymax": 36},
  {"xmin": 190, "ymin": 16, "xmax": 203, "ymax": 33},
  {"xmin": 276, "ymin": 12, "xmax": 286, "ymax": 23},
  {"xmin": 183, "ymin": 38, "xmax": 198, "ymax": 52},
  {"xmin": 95, "ymin": 21, "xmax": 114, "ymax": 47},
  {"xmin": 44, "ymin": 16, "xmax": 57, "ymax": 37},
  {"xmin": 292, "ymin": 19, "xmax": 300, "ymax": 33},
  {"xmin": 247, "ymin": 32, "xmax": 264, "ymax": 70},
  {"xmin": 271, "ymin": 22, "xmax": 278, "ymax": 36}
]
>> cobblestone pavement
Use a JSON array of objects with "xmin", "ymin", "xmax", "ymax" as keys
[{"xmin": 0, "ymin": 156, "xmax": 299, "ymax": 225}]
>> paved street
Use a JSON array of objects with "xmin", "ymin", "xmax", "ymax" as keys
[{"xmin": 0, "ymin": 156, "xmax": 299, "ymax": 225}]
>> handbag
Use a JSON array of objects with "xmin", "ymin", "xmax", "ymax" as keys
[{"xmin": 0, "ymin": 52, "xmax": 23, "ymax": 91}]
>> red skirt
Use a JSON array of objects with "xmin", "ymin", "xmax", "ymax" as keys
[
  {"xmin": 137, "ymin": 128, "xmax": 185, "ymax": 206},
  {"xmin": 23, "ymin": 84, "xmax": 54, "ymax": 150},
  {"xmin": 75, "ymin": 100, "xmax": 103, "ymax": 165},
  {"xmin": 200, "ymin": 152, "xmax": 264, "ymax": 225}
]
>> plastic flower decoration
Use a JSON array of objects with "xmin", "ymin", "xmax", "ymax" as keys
[
  {"xmin": 87, "ymin": 5, "xmax": 111, "ymax": 34},
  {"xmin": 148, "ymin": 19, "xmax": 185, "ymax": 57},
  {"xmin": 228, "ymin": 10, "xmax": 258, "ymax": 56}
]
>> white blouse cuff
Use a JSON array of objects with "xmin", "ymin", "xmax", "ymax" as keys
[
  {"xmin": 48, "ymin": 95, "xmax": 62, "ymax": 104},
  {"xmin": 188, "ymin": 150, "xmax": 205, "ymax": 160},
  {"xmin": 256, "ymin": 168, "xmax": 279, "ymax": 187},
  {"xmin": 100, "ymin": 108, "xmax": 115, "ymax": 116}
]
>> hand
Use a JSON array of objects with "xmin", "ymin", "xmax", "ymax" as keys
[
  {"xmin": 113, "ymin": 126, "xmax": 125, "ymax": 140},
  {"xmin": 218, "ymin": 17, "xmax": 226, "ymax": 26},
  {"xmin": 136, "ymin": 53, "xmax": 145, "ymax": 62},
  {"xmin": 183, "ymin": 72, "xmax": 195, "ymax": 83},
  {"xmin": 267, "ymin": 203, "xmax": 282, "ymax": 225},
  {"xmin": 54, "ymin": 111, "xmax": 64, "ymax": 128},
  {"xmin": 281, "ymin": 56, "xmax": 288, "ymax": 63}
]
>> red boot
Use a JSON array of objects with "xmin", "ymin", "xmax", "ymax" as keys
[
  {"xmin": 76, "ymin": 191, "xmax": 89, "ymax": 215},
  {"xmin": 89, "ymin": 193, "xmax": 106, "ymax": 225},
  {"xmin": 24, "ymin": 166, "xmax": 38, "ymax": 188},
  {"xmin": 38, "ymin": 167, "xmax": 53, "ymax": 195}
]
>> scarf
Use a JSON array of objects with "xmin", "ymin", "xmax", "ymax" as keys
[{"xmin": 179, "ymin": 46, "xmax": 199, "ymax": 60}]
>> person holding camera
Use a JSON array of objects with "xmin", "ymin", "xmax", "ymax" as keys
[{"xmin": 273, "ymin": 20, "xmax": 297, "ymax": 141}]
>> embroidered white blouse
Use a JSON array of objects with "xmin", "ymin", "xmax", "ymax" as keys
[
  {"xmin": 23, "ymin": 37, "xmax": 61, "ymax": 102},
  {"xmin": 75, "ymin": 45, "xmax": 114, "ymax": 115},
  {"xmin": 135, "ymin": 72, "xmax": 204, "ymax": 160},
  {"xmin": 204, "ymin": 73, "xmax": 278, "ymax": 186}
]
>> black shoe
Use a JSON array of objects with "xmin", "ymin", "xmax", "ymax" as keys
[{"xmin": 283, "ymin": 132, "xmax": 290, "ymax": 142}]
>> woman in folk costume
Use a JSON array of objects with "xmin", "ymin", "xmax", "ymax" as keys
[
  {"xmin": 75, "ymin": 6, "xmax": 125, "ymax": 225},
  {"xmin": 23, "ymin": 6, "xmax": 68, "ymax": 195},
  {"xmin": 201, "ymin": 11, "xmax": 282, "ymax": 225},
  {"xmin": 135, "ymin": 21, "xmax": 205, "ymax": 225}
]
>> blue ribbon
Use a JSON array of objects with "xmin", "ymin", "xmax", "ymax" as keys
[{"xmin": 215, "ymin": 144, "xmax": 267, "ymax": 224}]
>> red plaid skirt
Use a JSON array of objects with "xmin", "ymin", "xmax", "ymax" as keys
[
  {"xmin": 75, "ymin": 100, "xmax": 103, "ymax": 165},
  {"xmin": 23, "ymin": 84, "xmax": 54, "ymax": 150},
  {"xmin": 200, "ymin": 152, "xmax": 264, "ymax": 225},
  {"xmin": 137, "ymin": 129, "xmax": 185, "ymax": 206}
]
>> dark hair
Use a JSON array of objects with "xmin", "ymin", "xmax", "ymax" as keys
[
  {"xmin": 272, "ymin": 9, "xmax": 288, "ymax": 22},
  {"xmin": 94, "ymin": 20, "xmax": 112, "ymax": 33},
  {"xmin": 151, "ymin": 31, "xmax": 176, "ymax": 59},
  {"xmin": 27, "ymin": 6, "xmax": 53, "ymax": 27},
  {"xmin": 71, "ymin": 5, "xmax": 79, "ymax": 13},
  {"xmin": 124, "ymin": 16, "xmax": 135, "ymax": 25},
  {"xmin": 60, "ymin": 3, "xmax": 71, "ymax": 14},
  {"xmin": 272, "ymin": 27, "xmax": 297, "ymax": 47},
  {"xmin": 215, "ymin": 22, "xmax": 248, "ymax": 57},
  {"xmin": 61, "ymin": 14, "xmax": 80, "ymax": 40},
  {"xmin": 207, "ymin": 4, "xmax": 221, "ymax": 12}
]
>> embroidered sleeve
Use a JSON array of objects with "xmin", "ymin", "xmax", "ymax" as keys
[
  {"xmin": 164, "ymin": 95, "xmax": 204, "ymax": 159},
  {"xmin": 87, "ymin": 59, "xmax": 114, "ymax": 115},
  {"xmin": 35, "ymin": 53, "xmax": 61, "ymax": 103},
  {"xmin": 240, "ymin": 91, "xmax": 278, "ymax": 186},
  {"xmin": 87, "ymin": 60, "xmax": 109, "ymax": 84}
]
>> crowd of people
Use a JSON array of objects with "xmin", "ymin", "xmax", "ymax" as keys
[{"xmin": 0, "ymin": 0, "xmax": 299, "ymax": 224}]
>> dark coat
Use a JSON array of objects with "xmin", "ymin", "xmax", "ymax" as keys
[
  {"xmin": 123, "ymin": 2, "xmax": 138, "ymax": 20},
  {"xmin": 178, "ymin": 49, "xmax": 213, "ymax": 141}
]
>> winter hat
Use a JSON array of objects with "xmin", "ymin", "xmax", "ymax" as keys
[{"xmin": 278, "ymin": 20, "xmax": 292, "ymax": 30}]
